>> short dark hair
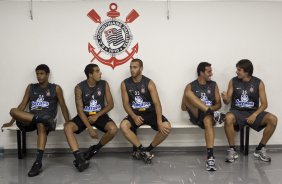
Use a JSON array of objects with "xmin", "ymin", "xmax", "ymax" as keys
[
  {"xmin": 35, "ymin": 64, "xmax": 50, "ymax": 74},
  {"xmin": 131, "ymin": 58, "xmax": 143, "ymax": 68},
  {"xmin": 236, "ymin": 59, "xmax": 253, "ymax": 76},
  {"xmin": 197, "ymin": 62, "xmax": 211, "ymax": 76},
  {"xmin": 84, "ymin": 64, "xmax": 98, "ymax": 78}
]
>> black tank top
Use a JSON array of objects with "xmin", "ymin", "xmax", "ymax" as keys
[
  {"xmin": 190, "ymin": 80, "xmax": 216, "ymax": 107},
  {"xmin": 29, "ymin": 83, "xmax": 58, "ymax": 118},
  {"xmin": 124, "ymin": 75, "xmax": 154, "ymax": 114},
  {"xmin": 231, "ymin": 76, "xmax": 261, "ymax": 111},
  {"xmin": 78, "ymin": 80, "xmax": 106, "ymax": 116}
]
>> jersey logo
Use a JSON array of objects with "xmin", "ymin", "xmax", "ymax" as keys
[
  {"xmin": 200, "ymin": 93, "xmax": 212, "ymax": 106},
  {"xmin": 84, "ymin": 95, "xmax": 101, "ymax": 114},
  {"xmin": 87, "ymin": 3, "xmax": 139, "ymax": 69},
  {"xmin": 235, "ymin": 90, "xmax": 254, "ymax": 108},
  {"xmin": 132, "ymin": 96, "xmax": 151, "ymax": 110},
  {"xmin": 31, "ymin": 95, "xmax": 49, "ymax": 110}
]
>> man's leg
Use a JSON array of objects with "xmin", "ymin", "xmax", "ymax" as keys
[
  {"xmin": 120, "ymin": 120, "xmax": 141, "ymax": 147},
  {"xmin": 84, "ymin": 121, "xmax": 118, "ymax": 160},
  {"xmin": 148, "ymin": 122, "xmax": 171, "ymax": 151},
  {"xmin": 203, "ymin": 116, "xmax": 217, "ymax": 171},
  {"xmin": 27, "ymin": 123, "xmax": 47, "ymax": 177},
  {"xmin": 10, "ymin": 108, "xmax": 55, "ymax": 130},
  {"xmin": 10, "ymin": 108, "xmax": 33, "ymax": 125},
  {"xmin": 224, "ymin": 112, "xmax": 239, "ymax": 163},
  {"xmin": 184, "ymin": 90, "xmax": 209, "ymax": 112},
  {"xmin": 203, "ymin": 116, "xmax": 214, "ymax": 158},
  {"xmin": 254, "ymin": 113, "xmax": 277, "ymax": 162},
  {"xmin": 64, "ymin": 121, "xmax": 89, "ymax": 172}
]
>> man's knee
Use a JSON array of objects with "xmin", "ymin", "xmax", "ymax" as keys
[
  {"xmin": 106, "ymin": 123, "xmax": 118, "ymax": 136},
  {"xmin": 203, "ymin": 116, "xmax": 213, "ymax": 129},
  {"xmin": 9, "ymin": 108, "xmax": 18, "ymax": 117},
  {"xmin": 119, "ymin": 120, "xmax": 131, "ymax": 133},
  {"xmin": 266, "ymin": 114, "xmax": 278, "ymax": 128},
  {"xmin": 163, "ymin": 122, "xmax": 172, "ymax": 134},
  {"xmin": 64, "ymin": 122, "xmax": 75, "ymax": 133},
  {"xmin": 225, "ymin": 113, "xmax": 236, "ymax": 127},
  {"xmin": 37, "ymin": 123, "xmax": 46, "ymax": 133}
]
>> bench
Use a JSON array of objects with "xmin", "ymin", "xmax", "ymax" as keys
[{"xmin": 2, "ymin": 122, "xmax": 250, "ymax": 159}]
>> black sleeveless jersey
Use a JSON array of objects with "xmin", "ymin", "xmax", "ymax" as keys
[
  {"xmin": 190, "ymin": 80, "xmax": 216, "ymax": 107},
  {"xmin": 29, "ymin": 83, "xmax": 58, "ymax": 118},
  {"xmin": 78, "ymin": 80, "xmax": 106, "ymax": 116},
  {"xmin": 231, "ymin": 76, "xmax": 261, "ymax": 111},
  {"xmin": 124, "ymin": 75, "xmax": 154, "ymax": 114}
]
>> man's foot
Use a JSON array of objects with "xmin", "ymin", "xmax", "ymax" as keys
[
  {"xmin": 139, "ymin": 149, "xmax": 154, "ymax": 164},
  {"xmin": 73, "ymin": 159, "xmax": 89, "ymax": 172},
  {"xmin": 28, "ymin": 161, "xmax": 42, "ymax": 177},
  {"xmin": 213, "ymin": 111, "xmax": 225, "ymax": 124},
  {"xmin": 83, "ymin": 145, "xmax": 99, "ymax": 160},
  {"xmin": 206, "ymin": 157, "xmax": 217, "ymax": 171},
  {"xmin": 132, "ymin": 151, "xmax": 141, "ymax": 160},
  {"xmin": 225, "ymin": 148, "xmax": 239, "ymax": 163},
  {"xmin": 254, "ymin": 147, "xmax": 271, "ymax": 162}
]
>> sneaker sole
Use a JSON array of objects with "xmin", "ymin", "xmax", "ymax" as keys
[
  {"xmin": 225, "ymin": 154, "xmax": 239, "ymax": 163},
  {"xmin": 206, "ymin": 167, "xmax": 217, "ymax": 171},
  {"xmin": 253, "ymin": 153, "xmax": 271, "ymax": 162}
]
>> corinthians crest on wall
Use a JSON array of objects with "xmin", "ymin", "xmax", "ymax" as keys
[{"xmin": 87, "ymin": 3, "xmax": 139, "ymax": 69}]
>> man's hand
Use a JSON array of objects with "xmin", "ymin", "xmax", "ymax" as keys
[
  {"xmin": 88, "ymin": 127, "xmax": 98, "ymax": 139},
  {"xmin": 221, "ymin": 91, "xmax": 227, "ymax": 101},
  {"xmin": 88, "ymin": 114, "xmax": 99, "ymax": 124},
  {"xmin": 133, "ymin": 115, "xmax": 144, "ymax": 126},
  {"xmin": 246, "ymin": 114, "xmax": 257, "ymax": 125},
  {"xmin": 1, "ymin": 122, "xmax": 13, "ymax": 132},
  {"xmin": 158, "ymin": 123, "xmax": 170, "ymax": 136}
]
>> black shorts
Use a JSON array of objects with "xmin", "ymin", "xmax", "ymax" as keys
[
  {"xmin": 72, "ymin": 114, "xmax": 113, "ymax": 134},
  {"xmin": 229, "ymin": 109, "xmax": 268, "ymax": 132},
  {"xmin": 16, "ymin": 121, "xmax": 51, "ymax": 135},
  {"xmin": 187, "ymin": 110, "xmax": 215, "ymax": 129},
  {"xmin": 124, "ymin": 112, "xmax": 169, "ymax": 132},
  {"xmin": 16, "ymin": 121, "xmax": 37, "ymax": 132}
]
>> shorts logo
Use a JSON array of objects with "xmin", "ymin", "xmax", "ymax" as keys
[{"xmin": 87, "ymin": 3, "xmax": 139, "ymax": 69}]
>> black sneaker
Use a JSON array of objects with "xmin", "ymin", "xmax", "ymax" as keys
[
  {"xmin": 139, "ymin": 150, "xmax": 154, "ymax": 164},
  {"xmin": 28, "ymin": 161, "xmax": 42, "ymax": 177},
  {"xmin": 132, "ymin": 151, "xmax": 141, "ymax": 160},
  {"xmin": 73, "ymin": 159, "xmax": 89, "ymax": 172},
  {"xmin": 83, "ymin": 145, "xmax": 99, "ymax": 160},
  {"xmin": 206, "ymin": 157, "xmax": 217, "ymax": 171}
]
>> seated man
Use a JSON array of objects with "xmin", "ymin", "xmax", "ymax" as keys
[
  {"xmin": 181, "ymin": 62, "xmax": 225, "ymax": 171},
  {"xmin": 1, "ymin": 64, "xmax": 70, "ymax": 177},
  {"xmin": 64, "ymin": 64, "xmax": 117, "ymax": 172},
  {"xmin": 222, "ymin": 59, "xmax": 277, "ymax": 163},
  {"xmin": 120, "ymin": 58, "xmax": 171, "ymax": 164}
]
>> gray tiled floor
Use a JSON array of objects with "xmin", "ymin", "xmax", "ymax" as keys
[{"xmin": 1, "ymin": 149, "xmax": 282, "ymax": 184}]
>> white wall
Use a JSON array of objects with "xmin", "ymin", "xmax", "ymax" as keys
[{"xmin": 0, "ymin": 0, "xmax": 281, "ymax": 149}]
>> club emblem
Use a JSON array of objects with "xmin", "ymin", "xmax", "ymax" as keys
[{"xmin": 87, "ymin": 3, "xmax": 139, "ymax": 69}]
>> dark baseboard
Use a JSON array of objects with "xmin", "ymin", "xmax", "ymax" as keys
[{"xmin": 2, "ymin": 144, "xmax": 282, "ymax": 155}]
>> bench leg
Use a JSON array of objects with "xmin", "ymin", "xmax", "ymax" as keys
[
  {"xmin": 240, "ymin": 127, "xmax": 245, "ymax": 153},
  {"xmin": 17, "ymin": 130, "xmax": 23, "ymax": 159},
  {"xmin": 22, "ymin": 131, "xmax": 26, "ymax": 156},
  {"xmin": 244, "ymin": 126, "xmax": 250, "ymax": 155}
]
